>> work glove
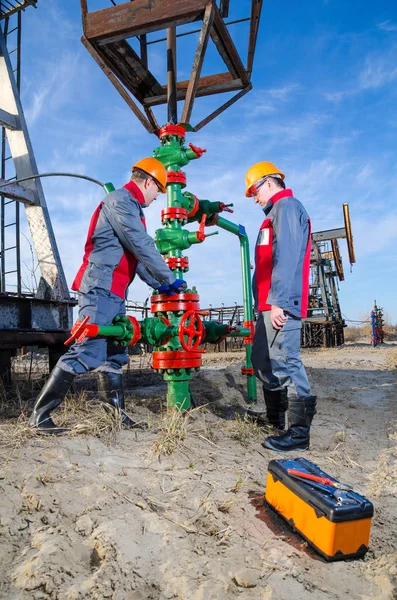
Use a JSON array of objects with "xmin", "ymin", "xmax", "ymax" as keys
[{"xmin": 157, "ymin": 279, "xmax": 187, "ymax": 295}]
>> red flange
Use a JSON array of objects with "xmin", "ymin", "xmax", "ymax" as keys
[
  {"xmin": 151, "ymin": 292, "xmax": 200, "ymax": 314},
  {"xmin": 167, "ymin": 171, "xmax": 187, "ymax": 187},
  {"xmin": 187, "ymin": 194, "xmax": 199, "ymax": 218},
  {"xmin": 161, "ymin": 207, "xmax": 188, "ymax": 222},
  {"xmin": 243, "ymin": 320, "xmax": 255, "ymax": 344},
  {"xmin": 178, "ymin": 310, "xmax": 204, "ymax": 351},
  {"xmin": 151, "ymin": 292, "xmax": 199, "ymax": 303},
  {"xmin": 205, "ymin": 213, "xmax": 218, "ymax": 227},
  {"xmin": 126, "ymin": 316, "xmax": 141, "ymax": 347},
  {"xmin": 241, "ymin": 367, "xmax": 255, "ymax": 376},
  {"xmin": 152, "ymin": 350, "xmax": 202, "ymax": 370},
  {"xmin": 151, "ymin": 301, "xmax": 200, "ymax": 313},
  {"xmin": 164, "ymin": 257, "xmax": 189, "ymax": 270},
  {"xmin": 158, "ymin": 124, "xmax": 186, "ymax": 139}
]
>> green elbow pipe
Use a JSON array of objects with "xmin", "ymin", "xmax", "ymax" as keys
[{"xmin": 216, "ymin": 217, "xmax": 257, "ymax": 403}]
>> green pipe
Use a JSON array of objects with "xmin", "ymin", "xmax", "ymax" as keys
[
  {"xmin": 229, "ymin": 328, "xmax": 251, "ymax": 338},
  {"xmin": 216, "ymin": 217, "xmax": 257, "ymax": 403}
]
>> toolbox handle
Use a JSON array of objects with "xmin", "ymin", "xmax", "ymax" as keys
[{"xmin": 287, "ymin": 469, "xmax": 353, "ymax": 491}]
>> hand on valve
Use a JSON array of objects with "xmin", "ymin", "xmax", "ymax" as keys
[{"xmin": 157, "ymin": 278, "xmax": 187, "ymax": 295}]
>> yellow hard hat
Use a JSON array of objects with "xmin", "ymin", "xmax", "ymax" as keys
[
  {"xmin": 132, "ymin": 157, "xmax": 167, "ymax": 193},
  {"xmin": 245, "ymin": 161, "xmax": 285, "ymax": 197}
]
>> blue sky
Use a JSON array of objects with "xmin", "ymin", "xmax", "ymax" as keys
[{"xmin": 5, "ymin": 0, "xmax": 397, "ymax": 322}]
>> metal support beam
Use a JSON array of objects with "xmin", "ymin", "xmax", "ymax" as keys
[
  {"xmin": 167, "ymin": 27, "xmax": 177, "ymax": 124},
  {"xmin": 219, "ymin": 0, "xmax": 230, "ymax": 18},
  {"xmin": 0, "ymin": 26, "xmax": 70, "ymax": 300},
  {"xmin": 194, "ymin": 84, "xmax": 251, "ymax": 131},
  {"xmin": 181, "ymin": 2, "xmax": 214, "ymax": 124},
  {"xmin": 312, "ymin": 227, "xmax": 346, "ymax": 242},
  {"xmin": 83, "ymin": 0, "xmax": 209, "ymax": 44},
  {"xmin": 210, "ymin": 5, "xmax": 249, "ymax": 85},
  {"xmin": 0, "ymin": 0, "xmax": 37, "ymax": 21},
  {"xmin": 99, "ymin": 40, "xmax": 164, "ymax": 102},
  {"xmin": 0, "ymin": 178, "xmax": 35, "ymax": 203},
  {"xmin": 81, "ymin": 35, "xmax": 156, "ymax": 133},
  {"xmin": 343, "ymin": 203, "xmax": 356, "ymax": 264},
  {"xmin": 144, "ymin": 76, "xmax": 244, "ymax": 107},
  {"xmin": 247, "ymin": 0, "xmax": 263, "ymax": 75},
  {"xmin": 0, "ymin": 107, "xmax": 18, "ymax": 129}
]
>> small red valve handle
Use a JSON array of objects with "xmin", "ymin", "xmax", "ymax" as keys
[
  {"xmin": 178, "ymin": 310, "xmax": 204, "ymax": 352},
  {"xmin": 219, "ymin": 202, "xmax": 234, "ymax": 214},
  {"xmin": 196, "ymin": 214, "xmax": 206, "ymax": 242},
  {"xmin": 64, "ymin": 315, "xmax": 90, "ymax": 346},
  {"xmin": 188, "ymin": 142, "xmax": 206, "ymax": 158}
]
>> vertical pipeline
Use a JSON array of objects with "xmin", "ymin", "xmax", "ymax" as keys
[{"xmin": 216, "ymin": 216, "xmax": 256, "ymax": 402}]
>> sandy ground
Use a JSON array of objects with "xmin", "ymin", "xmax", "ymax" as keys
[{"xmin": 0, "ymin": 342, "xmax": 396, "ymax": 599}]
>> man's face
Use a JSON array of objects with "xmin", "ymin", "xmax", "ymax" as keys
[
  {"xmin": 252, "ymin": 177, "xmax": 278, "ymax": 207},
  {"xmin": 142, "ymin": 178, "xmax": 162, "ymax": 207}
]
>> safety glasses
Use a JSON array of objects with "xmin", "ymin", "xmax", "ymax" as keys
[{"xmin": 251, "ymin": 177, "xmax": 269, "ymax": 197}]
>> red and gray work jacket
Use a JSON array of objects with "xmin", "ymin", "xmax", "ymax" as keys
[
  {"xmin": 253, "ymin": 189, "xmax": 311, "ymax": 318},
  {"xmin": 72, "ymin": 181, "xmax": 175, "ymax": 299}
]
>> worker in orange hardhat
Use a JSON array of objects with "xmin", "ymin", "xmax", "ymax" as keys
[
  {"xmin": 29, "ymin": 157, "xmax": 187, "ymax": 434},
  {"xmin": 245, "ymin": 161, "xmax": 317, "ymax": 452}
]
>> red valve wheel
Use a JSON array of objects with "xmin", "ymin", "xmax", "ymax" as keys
[{"xmin": 178, "ymin": 311, "xmax": 204, "ymax": 352}]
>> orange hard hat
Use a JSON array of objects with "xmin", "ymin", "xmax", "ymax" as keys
[
  {"xmin": 245, "ymin": 161, "xmax": 285, "ymax": 197},
  {"xmin": 132, "ymin": 157, "xmax": 167, "ymax": 193}
]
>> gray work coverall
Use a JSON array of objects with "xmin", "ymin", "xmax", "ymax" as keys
[
  {"xmin": 59, "ymin": 183, "xmax": 175, "ymax": 375},
  {"xmin": 251, "ymin": 189, "xmax": 312, "ymax": 401}
]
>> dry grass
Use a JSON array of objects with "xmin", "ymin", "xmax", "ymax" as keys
[
  {"xmin": 0, "ymin": 414, "xmax": 38, "ymax": 451},
  {"xmin": 344, "ymin": 323, "xmax": 396, "ymax": 343},
  {"xmin": 0, "ymin": 390, "xmax": 132, "ymax": 452},
  {"xmin": 151, "ymin": 409, "xmax": 189, "ymax": 457},
  {"xmin": 333, "ymin": 429, "xmax": 348, "ymax": 444},
  {"xmin": 226, "ymin": 413, "xmax": 262, "ymax": 447},
  {"xmin": 149, "ymin": 404, "xmax": 224, "ymax": 459}
]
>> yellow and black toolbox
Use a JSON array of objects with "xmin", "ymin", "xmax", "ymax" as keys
[{"xmin": 265, "ymin": 457, "xmax": 373, "ymax": 561}]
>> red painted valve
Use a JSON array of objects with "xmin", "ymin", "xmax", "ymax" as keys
[
  {"xmin": 219, "ymin": 202, "xmax": 234, "ymax": 213},
  {"xmin": 178, "ymin": 311, "xmax": 204, "ymax": 351},
  {"xmin": 65, "ymin": 316, "xmax": 91, "ymax": 345},
  {"xmin": 196, "ymin": 214, "xmax": 206, "ymax": 242},
  {"xmin": 188, "ymin": 142, "xmax": 206, "ymax": 158}
]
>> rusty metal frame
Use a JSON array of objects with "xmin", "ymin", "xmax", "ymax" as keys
[
  {"xmin": 0, "ymin": 0, "xmax": 37, "ymax": 20},
  {"xmin": 181, "ymin": 2, "xmax": 215, "ymax": 124},
  {"xmin": 79, "ymin": 0, "xmax": 262, "ymax": 131}
]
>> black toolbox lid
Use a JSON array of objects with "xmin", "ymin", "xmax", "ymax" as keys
[{"xmin": 267, "ymin": 458, "xmax": 374, "ymax": 523}]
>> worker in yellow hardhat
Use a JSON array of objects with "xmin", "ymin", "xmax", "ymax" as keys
[
  {"xmin": 244, "ymin": 161, "xmax": 317, "ymax": 453},
  {"xmin": 245, "ymin": 161, "xmax": 285, "ymax": 198},
  {"xmin": 29, "ymin": 157, "xmax": 186, "ymax": 435}
]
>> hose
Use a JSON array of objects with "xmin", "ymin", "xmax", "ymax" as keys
[{"xmin": 0, "ymin": 172, "xmax": 106, "ymax": 190}]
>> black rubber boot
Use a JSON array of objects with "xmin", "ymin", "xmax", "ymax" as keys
[
  {"xmin": 97, "ymin": 372, "xmax": 147, "ymax": 430},
  {"xmin": 246, "ymin": 387, "xmax": 288, "ymax": 430},
  {"xmin": 28, "ymin": 366, "xmax": 76, "ymax": 434},
  {"xmin": 262, "ymin": 396, "xmax": 317, "ymax": 452}
]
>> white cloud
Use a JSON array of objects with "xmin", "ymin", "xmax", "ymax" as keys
[
  {"xmin": 377, "ymin": 21, "xmax": 397, "ymax": 32},
  {"xmin": 353, "ymin": 215, "xmax": 397, "ymax": 257},
  {"xmin": 267, "ymin": 83, "xmax": 301, "ymax": 100},
  {"xmin": 25, "ymin": 52, "xmax": 80, "ymax": 125},
  {"xmin": 77, "ymin": 131, "xmax": 113, "ymax": 157},
  {"xmin": 358, "ymin": 55, "xmax": 397, "ymax": 90}
]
